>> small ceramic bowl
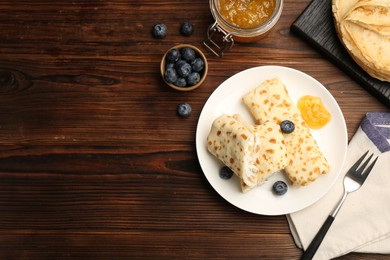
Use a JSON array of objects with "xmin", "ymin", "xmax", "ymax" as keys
[{"xmin": 161, "ymin": 44, "xmax": 208, "ymax": 91}]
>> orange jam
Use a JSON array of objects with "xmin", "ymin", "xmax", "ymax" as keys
[
  {"xmin": 218, "ymin": 0, "xmax": 276, "ymax": 28},
  {"xmin": 297, "ymin": 95, "xmax": 332, "ymax": 129}
]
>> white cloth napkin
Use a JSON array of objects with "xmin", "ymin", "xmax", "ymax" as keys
[{"xmin": 287, "ymin": 112, "xmax": 390, "ymax": 260}]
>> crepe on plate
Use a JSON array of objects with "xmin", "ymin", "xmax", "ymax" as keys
[
  {"xmin": 332, "ymin": 0, "xmax": 390, "ymax": 82},
  {"xmin": 207, "ymin": 113, "xmax": 288, "ymax": 192},
  {"xmin": 242, "ymin": 77, "xmax": 330, "ymax": 186}
]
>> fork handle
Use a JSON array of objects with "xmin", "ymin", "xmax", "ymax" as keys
[{"xmin": 300, "ymin": 215, "xmax": 335, "ymax": 260}]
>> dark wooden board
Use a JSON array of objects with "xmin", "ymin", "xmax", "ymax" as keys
[{"xmin": 291, "ymin": 0, "xmax": 390, "ymax": 108}]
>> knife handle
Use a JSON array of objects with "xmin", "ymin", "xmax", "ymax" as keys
[{"xmin": 300, "ymin": 215, "xmax": 335, "ymax": 260}]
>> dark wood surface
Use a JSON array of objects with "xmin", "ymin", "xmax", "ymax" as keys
[{"xmin": 0, "ymin": 1, "xmax": 389, "ymax": 259}]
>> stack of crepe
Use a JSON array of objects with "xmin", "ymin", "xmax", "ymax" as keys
[
  {"xmin": 332, "ymin": 0, "xmax": 390, "ymax": 82},
  {"xmin": 207, "ymin": 77, "xmax": 330, "ymax": 192}
]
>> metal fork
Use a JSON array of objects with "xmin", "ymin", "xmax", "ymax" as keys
[{"xmin": 301, "ymin": 151, "xmax": 379, "ymax": 260}]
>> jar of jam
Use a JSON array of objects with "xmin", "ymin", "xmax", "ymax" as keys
[{"xmin": 204, "ymin": 0, "xmax": 283, "ymax": 57}]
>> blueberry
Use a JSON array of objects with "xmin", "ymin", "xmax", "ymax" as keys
[
  {"xmin": 191, "ymin": 58, "xmax": 204, "ymax": 72},
  {"xmin": 187, "ymin": 72, "xmax": 201, "ymax": 86},
  {"xmin": 152, "ymin": 23, "xmax": 167, "ymax": 39},
  {"xmin": 177, "ymin": 103, "xmax": 192, "ymax": 117},
  {"xmin": 174, "ymin": 77, "xmax": 187, "ymax": 88},
  {"xmin": 272, "ymin": 181, "xmax": 288, "ymax": 195},
  {"xmin": 166, "ymin": 48, "xmax": 181, "ymax": 63},
  {"xmin": 180, "ymin": 21, "xmax": 194, "ymax": 36},
  {"xmin": 280, "ymin": 120, "xmax": 295, "ymax": 134},
  {"xmin": 166, "ymin": 62, "xmax": 175, "ymax": 69},
  {"xmin": 164, "ymin": 67, "xmax": 178, "ymax": 83},
  {"xmin": 175, "ymin": 60, "xmax": 192, "ymax": 77},
  {"xmin": 181, "ymin": 47, "xmax": 196, "ymax": 62},
  {"xmin": 219, "ymin": 166, "xmax": 234, "ymax": 180}
]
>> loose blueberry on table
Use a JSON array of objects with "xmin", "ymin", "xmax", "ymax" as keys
[
  {"xmin": 152, "ymin": 23, "xmax": 167, "ymax": 39},
  {"xmin": 177, "ymin": 103, "xmax": 192, "ymax": 118},
  {"xmin": 180, "ymin": 21, "xmax": 194, "ymax": 36}
]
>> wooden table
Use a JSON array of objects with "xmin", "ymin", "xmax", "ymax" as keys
[{"xmin": 0, "ymin": 1, "xmax": 389, "ymax": 259}]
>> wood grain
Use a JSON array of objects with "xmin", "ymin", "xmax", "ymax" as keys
[{"xmin": 0, "ymin": 0, "xmax": 389, "ymax": 259}]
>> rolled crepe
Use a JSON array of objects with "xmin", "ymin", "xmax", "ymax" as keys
[
  {"xmin": 207, "ymin": 113, "xmax": 288, "ymax": 192},
  {"xmin": 234, "ymin": 114, "xmax": 289, "ymax": 192},
  {"xmin": 242, "ymin": 77, "xmax": 330, "ymax": 186},
  {"xmin": 207, "ymin": 114, "xmax": 259, "ymax": 190}
]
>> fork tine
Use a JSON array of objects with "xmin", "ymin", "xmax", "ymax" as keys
[
  {"xmin": 356, "ymin": 153, "xmax": 374, "ymax": 174},
  {"xmin": 348, "ymin": 150, "xmax": 369, "ymax": 174},
  {"xmin": 359, "ymin": 156, "xmax": 379, "ymax": 183}
]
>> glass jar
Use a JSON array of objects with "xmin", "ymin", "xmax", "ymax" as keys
[{"xmin": 204, "ymin": 0, "xmax": 283, "ymax": 57}]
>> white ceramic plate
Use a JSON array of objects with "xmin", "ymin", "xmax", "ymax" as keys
[{"xmin": 196, "ymin": 66, "xmax": 347, "ymax": 215}]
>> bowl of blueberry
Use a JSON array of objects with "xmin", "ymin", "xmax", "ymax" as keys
[{"xmin": 161, "ymin": 44, "xmax": 208, "ymax": 91}]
